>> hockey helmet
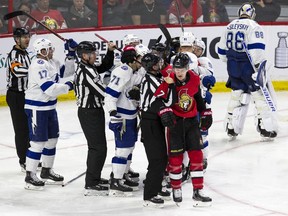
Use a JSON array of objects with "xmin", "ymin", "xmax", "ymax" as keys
[
  {"xmin": 170, "ymin": 37, "xmax": 180, "ymax": 51},
  {"xmin": 180, "ymin": 32, "xmax": 195, "ymax": 47},
  {"xmin": 13, "ymin": 27, "xmax": 30, "ymax": 38},
  {"xmin": 141, "ymin": 53, "xmax": 161, "ymax": 71},
  {"xmin": 121, "ymin": 46, "xmax": 137, "ymax": 64},
  {"xmin": 193, "ymin": 38, "xmax": 206, "ymax": 56},
  {"xmin": 173, "ymin": 53, "xmax": 190, "ymax": 68},
  {"xmin": 151, "ymin": 42, "xmax": 166, "ymax": 53},
  {"xmin": 76, "ymin": 41, "xmax": 97, "ymax": 58},
  {"xmin": 33, "ymin": 38, "xmax": 54, "ymax": 56},
  {"xmin": 135, "ymin": 44, "xmax": 149, "ymax": 57},
  {"xmin": 123, "ymin": 34, "xmax": 140, "ymax": 46},
  {"xmin": 238, "ymin": 3, "xmax": 256, "ymax": 20}
]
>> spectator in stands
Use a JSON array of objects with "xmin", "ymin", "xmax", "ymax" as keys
[
  {"xmin": 202, "ymin": 0, "xmax": 229, "ymax": 23},
  {"xmin": 31, "ymin": 0, "xmax": 68, "ymax": 30},
  {"xmin": 168, "ymin": 0, "xmax": 203, "ymax": 24},
  {"xmin": 63, "ymin": 0, "xmax": 97, "ymax": 28},
  {"xmin": 0, "ymin": 14, "xmax": 7, "ymax": 33},
  {"xmin": 103, "ymin": 0, "xmax": 131, "ymax": 26},
  {"xmin": 253, "ymin": 0, "xmax": 281, "ymax": 22},
  {"xmin": 12, "ymin": 2, "xmax": 36, "ymax": 30},
  {"xmin": 130, "ymin": 0, "xmax": 167, "ymax": 25}
]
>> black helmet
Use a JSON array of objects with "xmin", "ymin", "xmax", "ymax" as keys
[
  {"xmin": 151, "ymin": 42, "xmax": 166, "ymax": 52},
  {"xmin": 170, "ymin": 37, "xmax": 180, "ymax": 51},
  {"xmin": 121, "ymin": 46, "xmax": 137, "ymax": 64},
  {"xmin": 13, "ymin": 27, "xmax": 30, "ymax": 37},
  {"xmin": 141, "ymin": 53, "xmax": 161, "ymax": 71},
  {"xmin": 173, "ymin": 53, "xmax": 190, "ymax": 68},
  {"xmin": 76, "ymin": 41, "xmax": 96, "ymax": 57}
]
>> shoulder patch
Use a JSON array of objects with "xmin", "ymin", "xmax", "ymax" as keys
[
  {"xmin": 121, "ymin": 65, "xmax": 128, "ymax": 70},
  {"xmin": 37, "ymin": 59, "xmax": 44, "ymax": 64}
]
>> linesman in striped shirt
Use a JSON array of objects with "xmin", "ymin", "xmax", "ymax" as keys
[
  {"xmin": 6, "ymin": 27, "xmax": 31, "ymax": 171},
  {"xmin": 74, "ymin": 41, "xmax": 115, "ymax": 196}
]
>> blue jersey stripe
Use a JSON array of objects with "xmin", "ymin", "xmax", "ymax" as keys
[
  {"xmin": 218, "ymin": 47, "xmax": 227, "ymax": 55},
  {"xmin": 106, "ymin": 87, "xmax": 121, "ymax": 98},
  {"xmin": 117, "ymin": 107, "xmax": 138, "ymax": 115},
  {"xmin": 248, "ymin": 43, "xmax": 265, "ymax": 50},
  {"xmin": 40, "ymin": 81, "xmax": 55, "ymax": 92},
  {"xmin": 25, "ymin": 99, "xmax": 57, "ymax": 106}
]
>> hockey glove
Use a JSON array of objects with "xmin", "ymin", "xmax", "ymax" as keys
[
  {"xmin": 199, "ymin": 109, "xmax": 213, "ymax": 131},
  {"xmin": 204, "ymin": 91, "xmax": 212, "ymax": 104},
  {"xmin": 109, "ymin": 112, "xmax": 124, "ymax": 132},
  {"xmin": 128, "ymin": 86, "xmax": 140, "ymax": 100},
  {"xmin": 158, "ymin": 107, "xmax": 176, "ymax": 128},
  {"xmin": 64, "ymin": 39, "xmax": 78, "ymax": 59},
  {"xmin": 65, "ymin": 80, "xmax": 74, "ymax": 91},
  {"xmin": 202, "ymin": 75, "xmax": 216, "ymax": 89}
]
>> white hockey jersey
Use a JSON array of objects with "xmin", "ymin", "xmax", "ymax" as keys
[
  {"xmin": 217, "ymin": 18, "xmax": 266, "ymax": 65},
  {"xmin": 25, "ymin": 57, "xmax": 74, "ymax": 110},
  {"xmin": 104, "ymin": 63, "xmax": 145, "ymax": 120}
]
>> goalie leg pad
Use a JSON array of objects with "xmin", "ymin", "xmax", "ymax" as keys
[
  {"xmin": 251, "ymin": 90, "xmax": 278, "ymax": 133},
  {"xmin": 225, "ymin": 90, "xmax": 250, "ymax": 135}
]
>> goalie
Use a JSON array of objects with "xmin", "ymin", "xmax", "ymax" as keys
[{"xmin": 217, "ymin": 2, "xmax": 278, "ymax": 140}]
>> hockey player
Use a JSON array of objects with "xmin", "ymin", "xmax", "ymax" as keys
[
  {"xmin": 24, "ymin": 38, "xmax": 77, "ymax": 190},
  {"xmin": 74, "ymin": 41, "xmax": 116, "ymax": 196},
  {"xmin": 140, "ymin": 53, "xmax": 176, "ymax": 207},
  {"xmin": 217, "ymin": 3, "xmax": 277, "ymax": 140},
  {"xmin": 193, "ymin": 38, "xmax": 216, "ymax": 172},
  {"xmin": 6, "ymin": 28, "xmax": 31, "ymax": 172},
  {"xmin": 104, "ymin": 46, "xmax": 144, "ymax": 196},
  {"xmin": 165, "ymin": 53, "xmax": 213, "ymax": 206}
]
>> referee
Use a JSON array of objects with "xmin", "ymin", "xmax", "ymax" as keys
[
  {"xmin": 6, "ymin": 28, "xmax": 31, "ymax": 171},
  {"xmin": 74, "ymin": 41, "xmax": 115, "ymax": 196}
]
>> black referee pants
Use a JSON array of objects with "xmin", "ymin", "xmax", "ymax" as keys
[
  {"xmin": 78, "ymin": 107, "xmax": 107, "ymax": 187},
  {"xmin": 141, "ymin": 117, "xmax": 168, "ymax": 200},
  {"xmin": 6, "ymin": 89, "xmax": 30, "ymax": 165}
]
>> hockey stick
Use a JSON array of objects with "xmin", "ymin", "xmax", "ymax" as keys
[
  {"xmin": 62, "ymin": 171, "xmax": 86, "ymax": 187},
  {"xmin": 94, "ymin": 33, "xmax": 123, "ymax": 53},
  {"xmin": 4, "ymin": 11, "xmax": 66, "ymax": 41},
  {"xmin": 241, "ymin": 40, "xmax": 276, "ymax": 112},
  {"xmin": 174, "ymin": 0, "xmax": 184, "ymax": 33},
  {"xmin": 158, "ymin": 24, "xmax": 172, "ymax": 45}
]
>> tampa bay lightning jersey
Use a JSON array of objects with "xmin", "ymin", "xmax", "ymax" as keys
[
  {"xmin": 104, "ymin": 63, "xmax": 145, "ymax": 119},
  {"xmin": 218, "ymin": 17, "xmax": 266, "ymax": 65},
  {"xmin": 25, "ymin": 57, "xmax": 74, "ymax": 110}
]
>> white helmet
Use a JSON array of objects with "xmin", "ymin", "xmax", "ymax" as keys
[
  {"xmin": 238, "ymin": 3, "xmax": 256, "ymax": 20},
  {"xmin": 135, "ymin": 44, "xmax": 149, "ymax": 57},
  {"xmin": 194, "ymin": 38, "xmax": 206, "ymax": 56},
  {"xmin": 33, "ymin": 38, "xmax": 54, "ymax": 56},
  {"xmin": 123, "ymin": 34, "xmax": 140, "ymax": 46},
  {"xmin": 180, "ymin": 32, "xmax": 196, "ymax": 47}
]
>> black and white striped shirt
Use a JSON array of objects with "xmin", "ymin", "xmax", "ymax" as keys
[
  {"xmin": 6, "ymin": 45, "xmax": 31, "ymax": 92},
  {"xmin": 140, "ymin": 72, "xmax": 175, "ymax": 114},
  {"xmin": 74, "ymin": 50, "xmax": 114, "ymax": 109}
]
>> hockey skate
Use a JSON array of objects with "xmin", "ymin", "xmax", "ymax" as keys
[
  {"xmin": 143, "ymin": 196, "xmax": 164, "ymax": 208},
  {"xmin": 260, "ymin": 129, "xmax": 277, "ymax": 141},
  {"xmin": 123, "ymin": 173, "xmax": 139, "ymax": 191},
  {"xmin": 109, "ymin": 174, "xmax": 133, "ymax": 197},
  {"xmin": 158, "ymin": 188, "xmax": 171, "ymax": 201},
  {"xmin": 40, "ymin": 167, "xmax": 64, "ymax": 185},
  {"xmin": 127, "ymin": 168, "xmax": 140, "ymax": 182},
  {"xmin": 192, "ymin": 189, "xmax": 212, "ymax": 207},
  {"xmin": 25, "ymin": 171, "xmax": 45, "ymax": 190},
  {"xmin": 172, "ymin": 188, "xmax": 182, "ymax": 206},
  {"xmin": 227, "ymin": 128, "xmax": 238, "ymax": 141},
  {"xmin": 84, "ymin": 184, "xmax": 109, "ymax": 196}
]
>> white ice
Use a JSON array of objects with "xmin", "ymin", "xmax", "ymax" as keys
[{"xmin": 0, "ymin": 92, "xmax": 288, "ymax": 216}]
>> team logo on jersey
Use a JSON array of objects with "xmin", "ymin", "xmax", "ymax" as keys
[
  {"xmin": 37, "ymin": 59, "xmax": 44, "ymax": 64},
  {"xmin": 121, "ymin": 65, "xmax": 128, "ymax": 70},
  {"xmin": 178, "ymin": 89, "xmax": 193, "ymax": 112}
]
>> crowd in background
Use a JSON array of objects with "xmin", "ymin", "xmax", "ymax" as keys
[{"xmin": 0, "ymin": 0, "xmax": 286, "ymax": 33}]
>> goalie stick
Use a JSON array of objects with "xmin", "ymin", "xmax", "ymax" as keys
[
  {"xmin": 4, "ymin": 11, "xmax": 66, "ymax": 41},
  {"xmin": 241, "ymin": 40, "xmax": 276, "ymax": 112}
]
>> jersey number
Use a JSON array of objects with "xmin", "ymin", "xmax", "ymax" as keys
[
  {"xmin": 110, "ymin": 75, "xmax": 120, "ymax": 85},
  {"xmin": 226, "ymin": 31, "xmax": 264, "ymax": 51}
]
